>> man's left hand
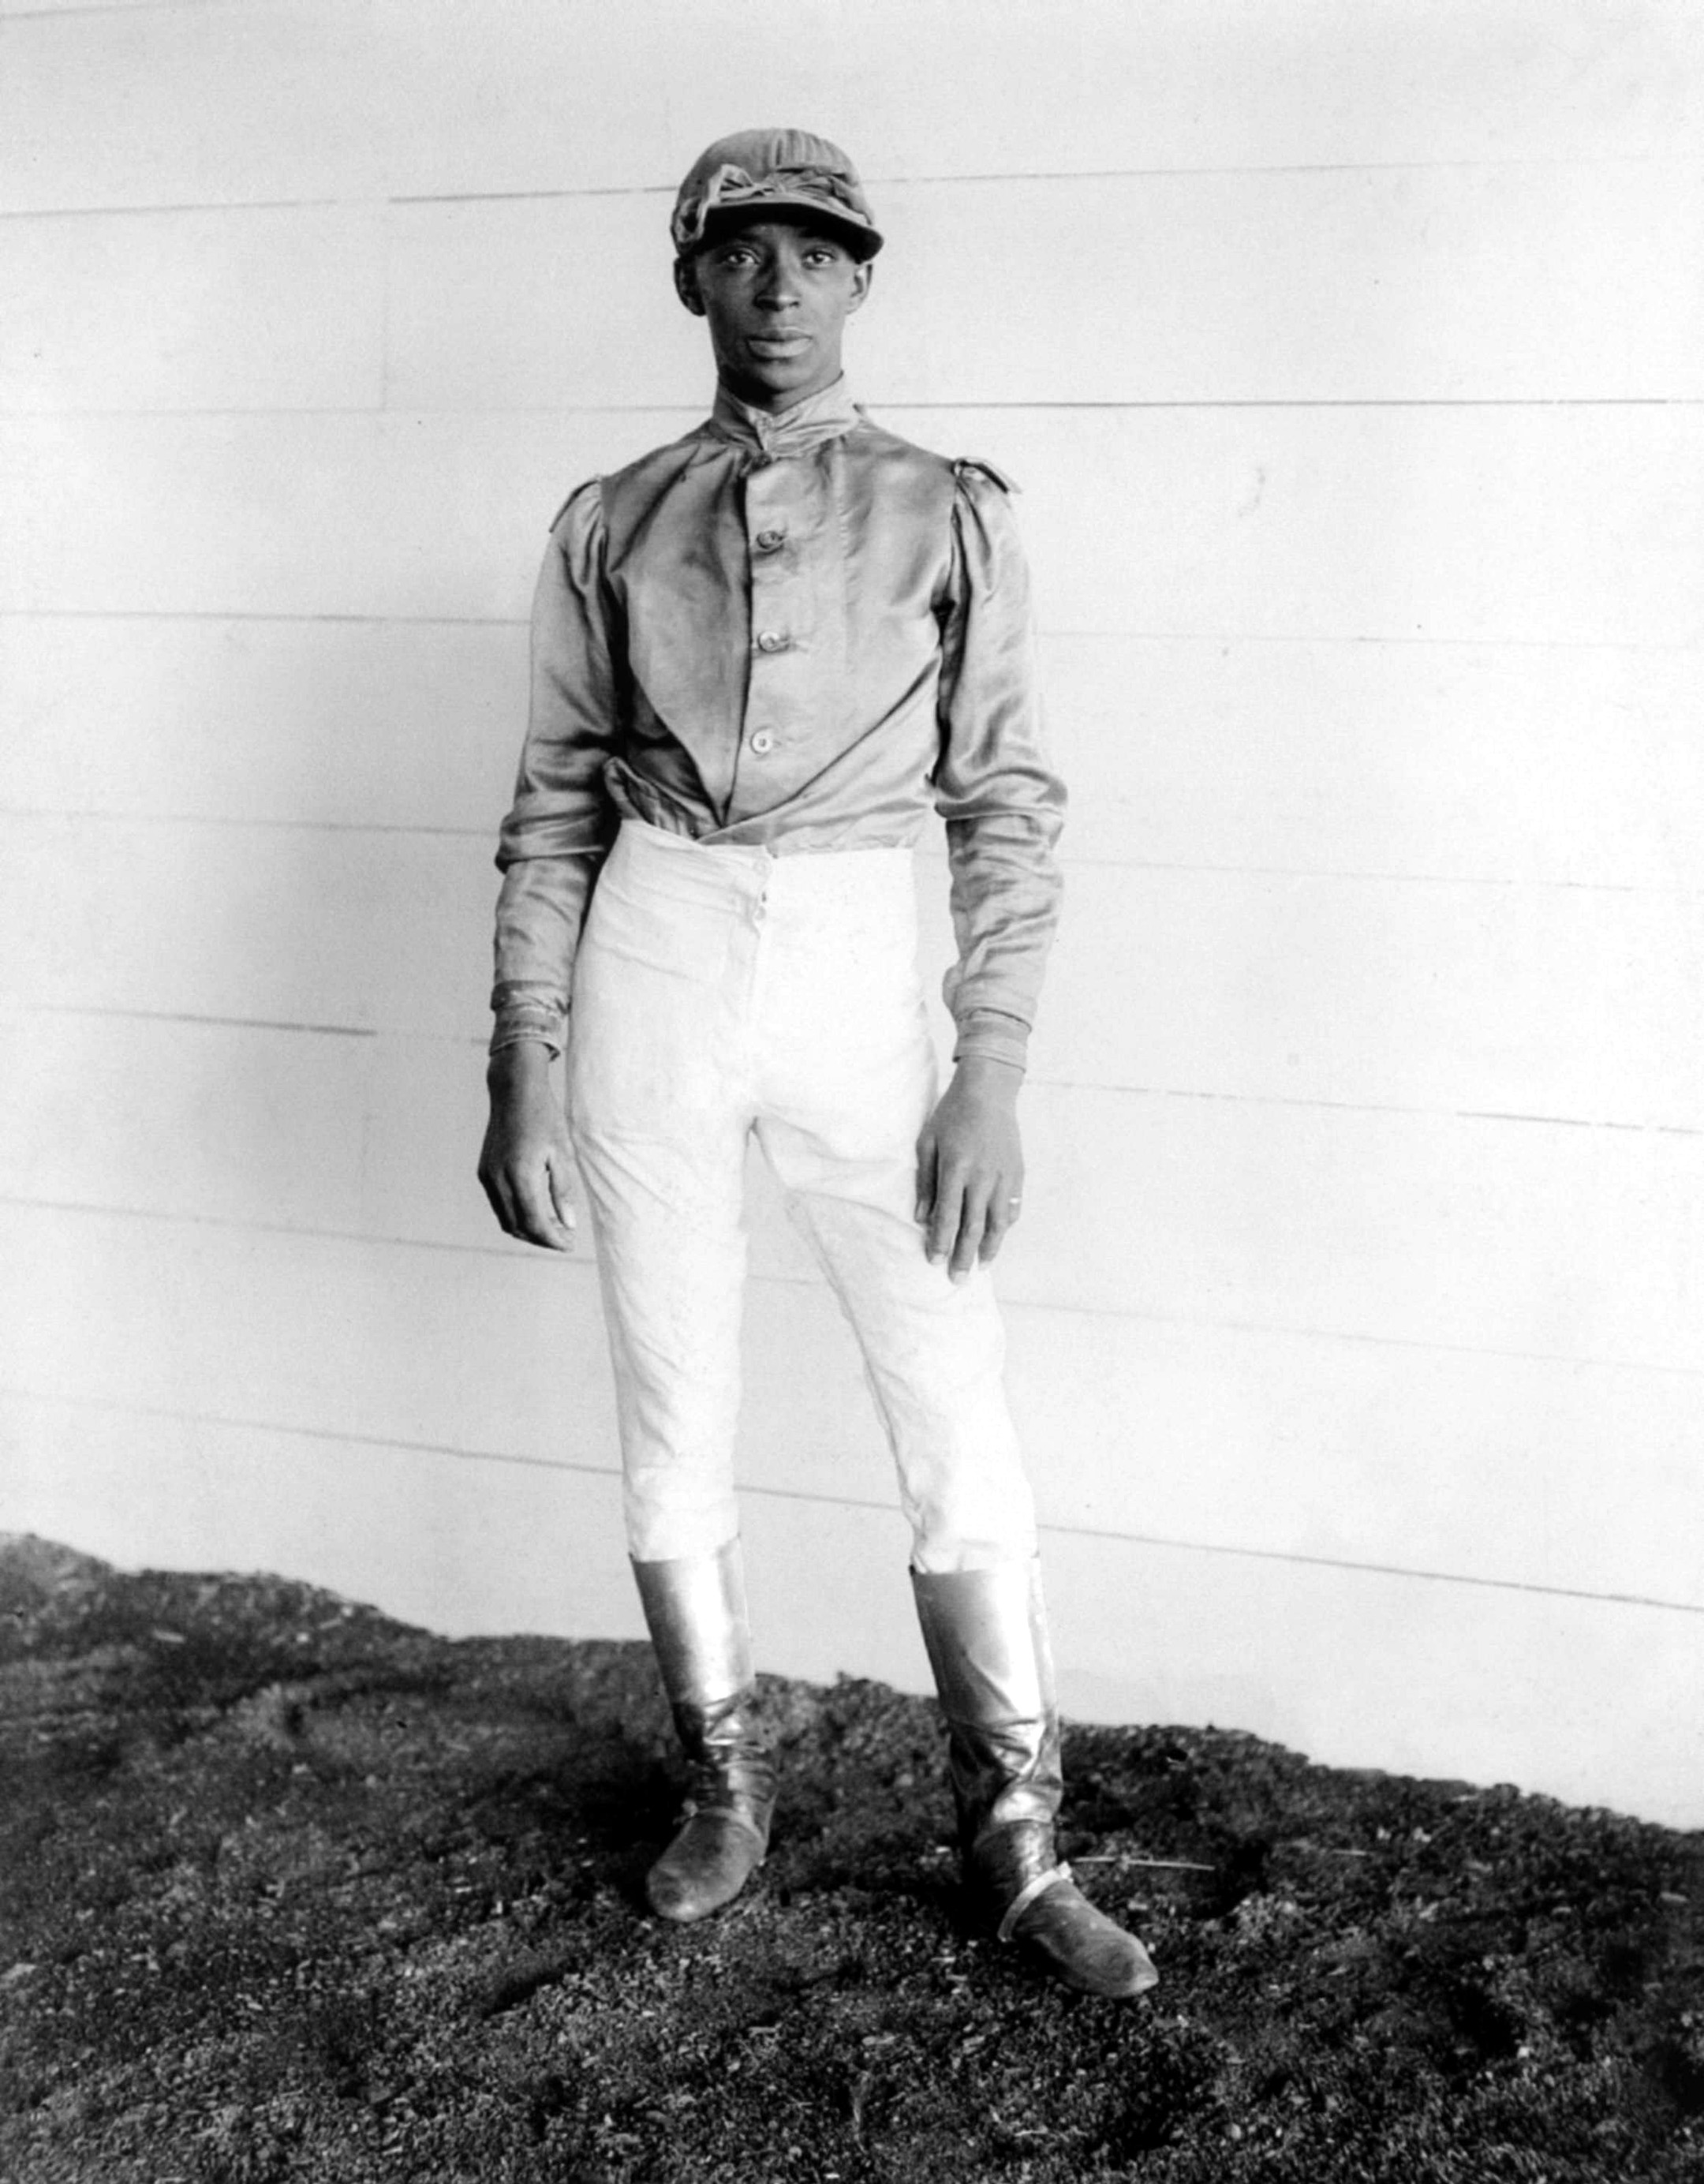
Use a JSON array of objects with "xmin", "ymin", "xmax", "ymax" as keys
[{"xmin": 915, "ymin": 1056, "xmax": 1026, "ymax": 1283}]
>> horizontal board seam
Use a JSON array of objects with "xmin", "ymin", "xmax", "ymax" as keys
[
  {"xmin": 6, "ymin": 1023, "xmax": 1698, "ymax": 1134},
  {"xmin": 0, "ymin": 808, "xmax": 500, "ymax": 841},
  {"xmin": 9, "ymin": 1383, "xmax": 1700, "ymax": 1617},
  {"xmin": 7, "ymin": 398, "xmax": 1700, "ymax": 417},
  {"xmin": 0, "ymin": 195, "xmax": 357, "ymax": 223},
  {"xmin": 406, "ymin": 155, "xmax": 1702, "ymax": 199},
  {"xmin": 11, "ymin": 809, "xmax": 1704, "ymax": 902},
  {"xmin": 9, "ymin": 1005, "xmax": 378, "ymax": 1041},
  {"xmin": 1030, "ymin": 1520, "xmax": 1704, "ymax": 1617},
  {"xmin": 4, "ymin": 151, "xmax": 1688, "ymax": 225},
  {"xmin": 2, "ymin": 608, "xmax": 1695, "ymax": 654},
  {"xmin": 2, "ymin": 1382, "xmax": 616, "ymax": 1481},
  {"xmin": 0, "ymin": 608, "xmax": 529, "ymax": 627},
  {"xmin": 6, "ymin": 1193, "xmax": 1703, "ymax": 1378}
]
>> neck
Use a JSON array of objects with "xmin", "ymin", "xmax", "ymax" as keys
[
  {"xmin": 716, "ymin": 368, "xmax": 839, "ymax": 418},
  {"xmin": 707, "ymin": 375, "xmax": 858, "ymax": 456}
]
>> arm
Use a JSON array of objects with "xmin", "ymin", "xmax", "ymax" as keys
[
  {"xmin": 478, "ymin": 483, "xmax": 622, "ymax": 1251},
  {"xmin": 917, "ymin": 462, "xmax": 1066, "ymax": 1281}
]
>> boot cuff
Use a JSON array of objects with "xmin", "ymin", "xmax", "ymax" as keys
[
  {"xmin": 633, "ymin": 1539, "xmax": 753, "ymax": 1707},
  {"xmin": 910, "ymin": 1559, "xmax": 1054, "ymax": 1724}
]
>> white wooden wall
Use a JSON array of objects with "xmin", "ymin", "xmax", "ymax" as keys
[{"xmin": 3, "ymin": 0, "xmax": 1702, "ymax": 1824}]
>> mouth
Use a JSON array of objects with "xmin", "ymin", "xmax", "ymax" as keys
[{"xmin": 746, "ymin": 333, "xmax": 812, "ymax": 357}]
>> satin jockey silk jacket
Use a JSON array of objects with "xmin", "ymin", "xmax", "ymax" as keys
[{"xmin": 489, "ymin": 374, "xmax": 1067, "ymax": 1075}]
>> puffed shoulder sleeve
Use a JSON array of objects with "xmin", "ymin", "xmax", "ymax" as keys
[
  {"xmin": 933, "ymin": 459, "xmax": 1067, "ymax": 1075},
  {"xmin": 488, "ymin": 480, "xmax": 624, "ymax": 1056}
]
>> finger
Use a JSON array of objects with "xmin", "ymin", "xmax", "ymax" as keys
[
  {"xmin": 927, "ymin": 1168, "xmax": 966, "ymax": 1264},
  {"xmin": 914, "ymin": 1131, "xmax": 938, "ymax": 1226},
  {"xmin": 949, "ymin": 1184, "xmax": 992, "ymax": 1283},
  {"xmin": 980, "ymin": 1180, "xmax": 1023, "ymax": 1263},
  {"xmin": 481, "ymin": 1161, "xmax": 525, "ymax": 1241},
  {"xmin": 546, "ymin": 1150, "xmax": 578, "ymax": 1242},
  {"xmin": 510, "ymin": 1165, "xmax": 574, "ymax": 1251},
  {"xmin": 478, "ymin": 1162, "xmax": 511, "ymax": 1232}
]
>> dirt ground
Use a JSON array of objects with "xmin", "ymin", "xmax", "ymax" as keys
[{"xmin": 2, "ymin": 1532, "xmax": 1700, "ymax": 2183}]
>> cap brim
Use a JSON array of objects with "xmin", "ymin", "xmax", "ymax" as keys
[{"xmin": 689, "ymin": 196, "xmax": 883, "ymax": 261}]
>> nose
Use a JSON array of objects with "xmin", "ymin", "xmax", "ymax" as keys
[{"xmin": 755, "ymin": 252, "xmax": 802, "ymax": 310}]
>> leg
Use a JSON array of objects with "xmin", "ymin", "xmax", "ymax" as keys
[
  {"xmin": 749, "ymin": 855, "xmax": 1154, "ymax": 1991},
  {"xmin": 572, "ymin": 1116, "xmax": 749, "ymax": 1563},
  {"xmin": 569, "ymin": 825, "xmax": 777, "ymax": 1917},
  {"xmin": 912, "ymin": 1559, "xmax": 1159, "ymax": 1999},
  {"xmin": 630, "ymin": 1539, "xmax": 775, "ymax": 1921},
  {"xmin": 752, "ymin": 911, "xmax": 1036, "ymax": 1574},
  {"xmin": 785, "ymin": 1150, "xmax": 1157, "ymax": 1991}
]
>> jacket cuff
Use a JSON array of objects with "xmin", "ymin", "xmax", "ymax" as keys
[
  {"xmin": 489, "ymin": 996, "xmax": 567, "ymax": 1061},
  {"xmin": 951, "ymin": 1009, "xmax": 1030, "ymax": 1074}
]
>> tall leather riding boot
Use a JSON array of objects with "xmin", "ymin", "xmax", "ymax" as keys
[
  {"xmin": 912, "ymin": 1559, "xmax": 1160, "ymax": 1999},
  {"xmin": 631, "ymin": 1539, "xmax": 775, "ymax": 1924}
]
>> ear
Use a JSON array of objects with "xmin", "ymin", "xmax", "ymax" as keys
[
  {"xmin": 673, "ymin": 256, "xmax": 707, "ymax": 317},
  {"xmin": 846, "ymin": 260, "xmax": 873, "ymax": 316}
]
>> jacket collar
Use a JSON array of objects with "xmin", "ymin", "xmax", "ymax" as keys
[{"xmin": 704, "ymin": 375, "xmax": 861, "ymax": 457}]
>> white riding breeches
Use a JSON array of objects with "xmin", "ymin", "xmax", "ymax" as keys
[{"xmin": 566, "ymin": 818, "xmax": 1039, "ymax": 1574}]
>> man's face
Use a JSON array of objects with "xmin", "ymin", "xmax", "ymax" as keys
[{"xmin": 676, "ymin": 215, "xmax": 872, "ymax": 412}]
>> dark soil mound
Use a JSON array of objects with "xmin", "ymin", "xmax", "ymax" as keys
[{"xmin": 2, "ymin": 1533, "xmax": 1699, "ymax": 2182}]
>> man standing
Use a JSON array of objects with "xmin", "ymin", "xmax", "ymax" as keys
[{"xmin": 479, "ymin": 128, "xmax": 1157, "ymax": 1999}]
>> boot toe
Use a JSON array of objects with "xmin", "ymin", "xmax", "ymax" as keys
[
  {"xmin": 645, "ymin": 1809, "xmax": 767, "ymax": 1924},
  {"xmin": 1011, "ymin": 1879, "xmax": 1160, "ymax": 1999}
]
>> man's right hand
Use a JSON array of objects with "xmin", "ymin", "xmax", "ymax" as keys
[{"xmin": 477, "ymin": 1044, "xmax": 577, "ymax": 1251}]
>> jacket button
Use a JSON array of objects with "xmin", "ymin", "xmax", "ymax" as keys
[
  {"xmin": 754, "ymin": 529, "xmax": 786, "ymax": 552},
  {"xmin": 756, "ymin": 631, "xmax": 789, "ymax": 653},
  {"xmin": 749, "ymin": 730, "xmax": 776, "ymax": 754}
]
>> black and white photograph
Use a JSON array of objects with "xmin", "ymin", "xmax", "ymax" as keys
[{"xmin": 2, "ymin": 3, "xmax": 1701, "ymax": 2177}]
